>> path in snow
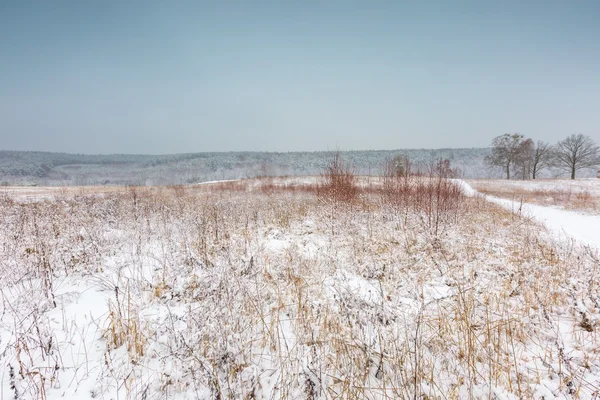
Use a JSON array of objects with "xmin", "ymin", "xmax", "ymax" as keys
[
  {"xmin": 193, "ymin": 179, "xmax": 239, "ymax": 185},
  {"xmin": 455, "ymin": 179, "xmax": 600, "ymax": 250}
]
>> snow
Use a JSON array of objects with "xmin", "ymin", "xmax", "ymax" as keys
[
  {"xmin": 323, "ymin": 269, "xmax": 383, "ymax": 307},
  {"xmin": 193, "ymin": 179, "xmax": 239, "ymax": 185},
  {"xmin": 468, "ymin": 178, "xmax": 600, "ymax": 196},
  {"xmin": 44, "ymin": 279, "xmax": 111, "ymax": 399},
  {"xmin": 2, "ymin": 180, "xmax": 600, "ymax": 398},
  {"xmin": 458, "ymin": 179, "xmax": 600, "ymax": 249},
  {"xmin": 452, "ymin": 178, "xmax": 478, "ymax": 197},
  {"xmin": 0, "ymin": 276, "xmax": 112, "ymax": 399}
]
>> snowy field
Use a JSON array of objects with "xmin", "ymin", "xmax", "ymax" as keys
[
  {"xmin": 1, "ymin": 177, "xmax": 600, "ymax": 399},
  {"xmin": 468, "ymin": 178, "xmax": 600, "ymax": 215},
  {"xmin": 0, "ymin": 186, "xmax": 131, "ymax": 204}
]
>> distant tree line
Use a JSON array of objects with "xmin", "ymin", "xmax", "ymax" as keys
[{"xmin": 486, "ymin": 133, "xmax": 600, "ymax": 180}]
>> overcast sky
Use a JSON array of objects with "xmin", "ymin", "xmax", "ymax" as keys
[{"xmin": 1, "ymin": 1, "xmax": 599, "ymax": 154}]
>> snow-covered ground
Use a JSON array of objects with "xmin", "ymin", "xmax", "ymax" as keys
[
  {"xmin": 193, "ymin": 179, "xmax": 240, "ymax": 185},
  {"xmin": 1, "ymin": 179, "xmax": 600, "ymax": 399},
  {"xmin": 0, "ymin": 186, "xmax": 130, "ymax": 203},
  {"xmin": 192, "ymin": 176, "xmax": 386, "ymax": 189},
  {"xmin": 468, "ymin": 178, "xmax": 600, "ymax": 215},
  {"xmin": 457, "ymin": 179, "xmax": 600, "ymax": 249},
  {"xmin": 468, "ymin": 178, "xmax": 600, "ymax": 196}
]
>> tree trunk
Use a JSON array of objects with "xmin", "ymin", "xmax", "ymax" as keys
[
  {"xmin": 506, "ymin": 163, "xmax": 510, "ymax": 180},
  {"xmin": 571, "ymin": 166, "xmax": 576, "ymax": 180}
]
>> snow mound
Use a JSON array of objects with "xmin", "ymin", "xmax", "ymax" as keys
[{"xmin": 323, "ymin": 269, "xmax": 383, "ymax": 307}]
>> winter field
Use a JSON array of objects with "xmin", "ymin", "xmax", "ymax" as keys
[
  {"xmin": 1, "ymin": 175, "xmax": 600, "ymax": 399},
  {"xmin": 468, "ymin": 179, "xmax": 600, "ymax": 215}
]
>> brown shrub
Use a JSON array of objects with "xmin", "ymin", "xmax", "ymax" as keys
[{"xmin": 319, "ymin": 152, "xmax": 358, "ymax": 203}]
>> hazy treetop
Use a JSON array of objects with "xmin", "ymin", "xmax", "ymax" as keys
[{"xmin": 1, "ymin": 1, "xmax": 599, "ymax": 154}]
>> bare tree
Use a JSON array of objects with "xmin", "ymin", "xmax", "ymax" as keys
[
  {"xmin": 389, "ymin": 154, "xmax": 410, "ymax": 177},
  {"xmin": 531, "ymin": 141, "xmax": 552, "ymax": 179},
  {"xmin": 485, "ymin": 133, "xmax": 526, "ymax": 180},
  {"xmin": 553, "ymin": 134, "xmax": 600, "ymax": 179},
  {"xmin": 514, "ymin": 138, "xmax": 534, "ymax": 180}
]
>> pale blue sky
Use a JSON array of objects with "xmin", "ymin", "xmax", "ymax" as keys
[{"xmin": 1, "ymin": 1, "xmax": 599, "ymax": 154}]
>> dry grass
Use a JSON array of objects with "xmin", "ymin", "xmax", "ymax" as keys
[
  {"xmin": 319, "ymin": 151, "xmax": 359, "ymax": 203},
  {"xmin": 468, "ymin": 179, "xmax": 600, "ymax": 215},
  {"xmin": 0, "ymin": 178, "xmax": 599, "ymax": 398}
]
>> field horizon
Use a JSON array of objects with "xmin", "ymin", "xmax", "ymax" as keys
[{"xmin": 2, "ymin": 148, "xmax": 599, "ymax": 187}]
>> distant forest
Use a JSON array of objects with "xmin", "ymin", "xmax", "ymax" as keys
[{"xmin": 0, "ymin": 148, "xmax": 595, "ymax": 186}]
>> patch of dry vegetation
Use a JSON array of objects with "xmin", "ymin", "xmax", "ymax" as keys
[
  {"xmin": 1, "ymin": 170, "xmax": 600, "ymax": 399},
  {"xmin": 469, "ymin": 179, "xmax": 600, "ymax": 215}
]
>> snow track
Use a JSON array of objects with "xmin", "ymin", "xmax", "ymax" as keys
[{"xmin": 456, "ymin": 179, "xmax": 600, "ymax": 249}]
